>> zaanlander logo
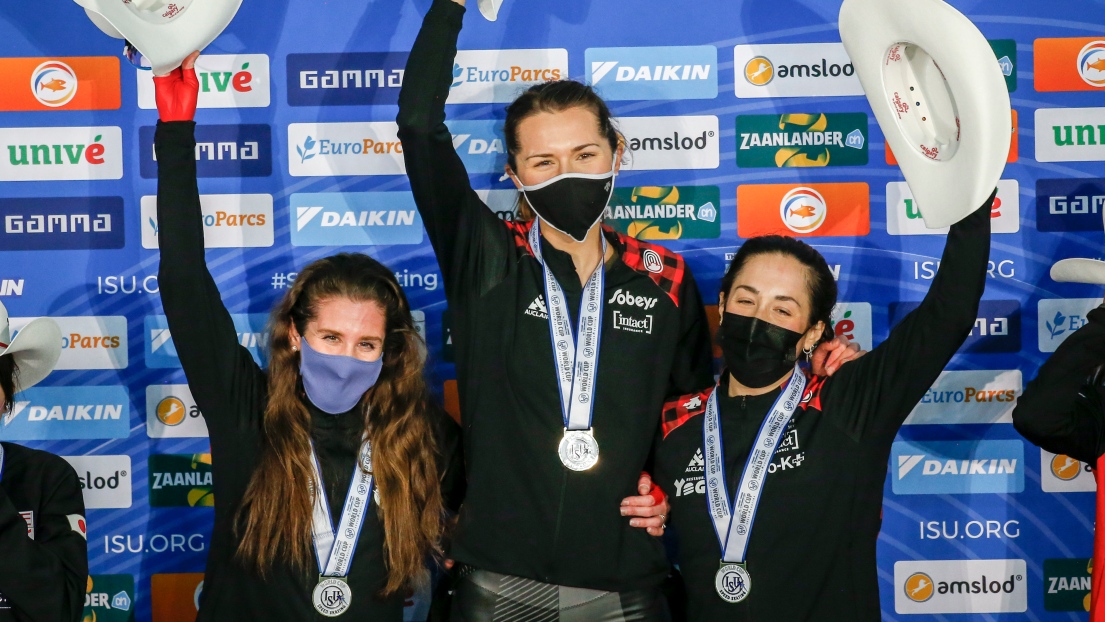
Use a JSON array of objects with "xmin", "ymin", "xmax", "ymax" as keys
[
  {"xmin": 141, "ymin": 194, "xmax": 274, "ymax": 249},
  {"xmin": 140, "ymin": 124, "xmax": 271, "ymax": 179},
  {"xmin": 1035, "ymin": 107, "xmax": 1105, "ymax": 162},
  {"xmin": 1038, "ymin": 298, "xmax": 1101, "ymax": 352},
  {"xmin": 737, "ymin": 113, "xmax": 867, "ymax": 168},
  {"xmin": 63, "ymin": 455, "xmax": 132, "ymax": 509},
  {"xmin": 149, "ymin": 454, "xmax": 214, "ymax": 508},
  {"xmin": 1040, "ymin": 449, "xmax": 1096, "ymax": 493},
  {"xmin": 288, "ymin": 122, "xmax": 405, "ymax": 176},
  {"xmin": 1, "ymin": 196, "xmax": 124, "ymax": 251},
  {"xmin": 447, "ymin": 49, "xmax": 568, "ymax": 104},
  {"xmin": 0, "ymin": 126, "xmax": 121, "ymax": 181},
  {"xmin": 138, "ymin": 54, "xmax": 269, "ymax": 108},
  {"xmin": 1, "ymin": 386, "xmax": 129, "ymax": 441},
  {"xmin": 146, "ymin": 384, "xmax": 209, "ymax": 439},
  {"xmin": 145, "ymin": 314, "xmax": 268, "ymax": 369},
  {"xmin": 288, "ymin": 52, "xmax": 408, "ymax": 106},
  {"xmin": 891, "ymin": 440, "xmax": 1023, "ymax": 495},
  {"xmin": 1044, "ymin": 558, "xmax": 1093, "ymax": 612},
  {"xmin": 83, "ymin": 574, "xmax": 135, "ymax": 622},
  {"xmin": 895, "ymin": 560, "xmax": 1026, "ymax": 614},
  {"xmin": 290, "ymin": 192, "xmax": 424, "ymax": 246},
  {"xmin": 888, "ymin": 179, "xmax": 1019, "ymax": 235},
  {"xmin": 604, "ymin": 186, "xmax": 720, "ymax": 240},
  {"xmin": 585, "ymin": 45, "xmax": 717, "ymax": 100},
  {"xmin": 618, "ymin": 116, "xmax": 719, "ymax": 170},
  {"xmin": 903, "ymin": 370, "xmax": 1022, "ymax": 425},
  {"xmin": 733, "ymin": 43, "xmax": 862, "ymax": 98}
]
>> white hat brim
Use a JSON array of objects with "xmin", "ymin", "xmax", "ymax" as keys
[
  {"xmin": 1, "ymin": 317, "xmax": 61, "ymax": 391},
  {"xmin": 1050, "ymin": 258, "xmax": 1105, "ymax": 285}
]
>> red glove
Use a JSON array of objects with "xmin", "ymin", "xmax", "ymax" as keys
[
  {"xmin": 642, "ymin": 471, "xmax": 667, "ymax": 506},
  {"xmin": 153, "ymin": 53, "xmax": 199, "ymax": 122}
]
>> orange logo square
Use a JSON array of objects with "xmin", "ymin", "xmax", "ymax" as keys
[
  {"xmin": 1034, "ymin": 37, "xmax": 1105, "ymax": 92},
  {"xmin": 736, "ymin": 182, "xmax": 869, "ymax": 238},
  {"xmin": 151, "ymin": 573, "xmax": 204, "ymax": 622},
  {"xmin": 0, "ymin": 57, "xmax": 120, "ymax": 111},
  {"xmin": 886, "ymin": 110, "xmax": 1018, "ymax": 164}
]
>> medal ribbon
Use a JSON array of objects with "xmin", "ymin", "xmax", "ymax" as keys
[
  {"xmin": 529, "ymin": 221, "xmax": 606, "ymax": 432},
  {"xmin": 0, "ymin": 443, "xmax": 4, "ymax": 481},
  {"xmin": 309, "ymin": 435, "xmax": 374, "ymax": 578},
  {"xmin": 704, "ymin": 365, "xmax": 805, "ymax": 564}
]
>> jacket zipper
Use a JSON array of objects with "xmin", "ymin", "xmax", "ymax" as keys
[{"xmin": 548, "ymin": 470, "xmax": 569, "ymax": 583}]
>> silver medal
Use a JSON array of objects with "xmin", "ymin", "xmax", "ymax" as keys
[
  {"xmin": 714, "ymin": 563, "xmax": 751, "ymax": 604},
  {"xmin": 558, "ymin": 428, "xmax": 599, "ymax": 471},
  {"xmin": 313, "ymin": 577, "xmax": 353, "ymax": 617}
]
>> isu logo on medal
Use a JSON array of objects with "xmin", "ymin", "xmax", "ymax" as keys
[
  {"xmin": 558, "ymin": 429, "xmax": 599, "ymax": 471},
  {"xmin": 715, "ymin": 564, "xmax": 751, "ymax": 603},
  {"xmin": 313, "ymin": 577, "xmax": 352, "ymax": 617}
]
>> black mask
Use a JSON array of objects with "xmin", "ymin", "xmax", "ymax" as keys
[
  {"xmin": 718, "ymin": 312, "xmax": 804, "ymax": 389},
  {"xmin": 521, "ymin": 166, "xmax": 615, "ymax": 242}
]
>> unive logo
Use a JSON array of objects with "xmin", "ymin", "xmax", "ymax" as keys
[
  {"xmin": 288, "ymin": 122, "xmax": 405, "ymax": 176},
  {"xmin": 887, "ymin": 179, "xmax": 1020, "ymax": 235},
  {"xmin": 31, "ymin": 60, "xmax": 78, "ymax": 107},
  {"xmin": 290, "ymin": 192, "xmax": 425, "ymax": 247},
  {"xmin": 149, "ymin": 454, "xmax": 214, "ymax": 508},
  {"xmin": 617, "ymin": 115, "xmax": 719, "ymax": 170},
  {"xmin": 1044, "ymin": 559, "xmax": 1093, "ymax": 612},
  {"xmin": 891, "ymin": 440, "xmax": 1024, "ymax": 495},
  {"xmin": 1036, "ymin": 178, "xmax": 1105, "ymax": 231},
  {"xmin": 604, "ymin": 185, "xmax": 721, "ymax": 240},
  {"xmin": 1035, "ymin": 107, "xmax": 1105, "ymax": 162},
  {"xmin": 891, "ymin": 300, "xmax": 1020, "ymax": 354},
  {"xmin": 893, "ymin": 559, "xmax": 1027, "ymax": 614},
  {"xmin": 903, "ymin": 370, "xmax": 1022, "ymax": 425},
  {"xmin": 1041, "ymin": 449, "xmax": 1095, "ymax": 493},
  {"xmin": 146, "ymin": 384, "xmax": 209, "ymax": 439},
  {"xmin": 446, "ymin": 120, "xmax": 508, "ymax": 174},
  {"xmin": 736, "ymin": 113, "xmax": 867, "ymax": 168},
  {"xmin": 0, "ymin": 386, "xmax": 129, "ymax": 441},
  {"xmin": 287, "ymin": 52, "xmax": 408, "ymax": 106},
  {"xmin": 446, "ymin": 49, "xmax": 568, "ymax": 104},
  {"xmin": 138, "ymin": 54, "xmax": 269, "ymax": 108},
  {"xmin": 1038, "ymin": 298, "xmax": 1101, "ymax": 352},
  {"xmin": 141, "ymin": 194, "xmax": 274, "ymax": 249},
  {"xmin": 9, "ymin": 315, "xmax": 128, "ymax": 370},
  {"xmin": 139, "ymin": 124, "xmax": 271, "ymax": 179},
  {"xmin": 0, "ymin": 57, "xmax": 120, "ymax": 112},
  {"xmin": 145, "ymin": 314, "xmax": 268, "ymax": 369},
  {"xmin": 62, "ymin": 455, "xmax": 133, "ymax": 509},
  {"xmin": 0, "ymin": 196, "xmax": 123, "ymax": 251},
  {"xmin": 585, "ymin": 45, "xmax": 717, "ymax": 100},
  {"xmin": 737, "ymin": 182, "xmax": 869, "ymax": 238},
  {"xmin": 733, "ymin": 43, "xmax": 861, "ymax": 98},
  {"xmin": 1035, "ymin": 37, "xmax": 1105, "ymax": 92},
  {"xmin": 83, "ymin": 574, "xmax": 137, "ymax": 622},
  {"xmin": 830, "ymin": 302, "xmax": 872, "ymax": 351},
  {"xmin": 0, "ymin": 126, "xmax": 122, "ymax": 181}
]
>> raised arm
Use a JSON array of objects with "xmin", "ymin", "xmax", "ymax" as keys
[{"xmin": 1012, "ymin": 306, "xmax": 1105, "ymax": 464}]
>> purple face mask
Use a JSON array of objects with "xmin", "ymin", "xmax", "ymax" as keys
[{"xmin": 298, "ymin": 337, "xmax": 383, "ymax": 414}]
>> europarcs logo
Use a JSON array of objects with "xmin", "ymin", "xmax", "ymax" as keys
[
  {"xmin": 288, "ymin": 122, "xmax": 405, "ymax": 176},
  {"xmin": 447, "ymin": 49, "xmax": 567, "ymax": 104}
]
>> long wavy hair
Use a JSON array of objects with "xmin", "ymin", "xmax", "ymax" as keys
[{"xmin": 234, "ymin": 253, "xmax": 442, "ymax": 595}]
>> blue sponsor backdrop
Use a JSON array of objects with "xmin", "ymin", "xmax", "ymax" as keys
[{"xmin": 0, "ymin": 0, "xmax": 1102, "ymax": 619}]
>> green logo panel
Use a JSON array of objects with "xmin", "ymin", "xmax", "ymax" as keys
[
  {"xmin": 736, "ymin": 113, "xmax": 868, "ymax": 168},
  {"xmin": 989, "ymin": 39, "xmax": 1017, "ymax": 92},
  {"xmin": 83, "ymin": 574, "xmax": 135, "ymax": 622},
  {"xmin": 1043, "ymin": 558, "xmax": 1091, "ymax": 612},
  {"xmin": 605, "ymin": 185, "xmax": 720, "ymax": 240},
  {"xmin": 148, "ymin": 453, "xmax": 214, "ymax": 508}
]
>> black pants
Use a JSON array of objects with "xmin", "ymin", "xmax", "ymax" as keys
[{"xmin": 449, "ymin": 566, "xmax": 671, "ymax": 622}]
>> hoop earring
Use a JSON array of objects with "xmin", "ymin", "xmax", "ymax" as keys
[{"xmin": 803, "ymin": 346, "xmax": 814, "ymax": 361}]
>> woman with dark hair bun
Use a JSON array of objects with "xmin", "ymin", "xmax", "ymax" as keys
[{"xmin": 654, "ymin": 195, "xmax": 995, "ymax": 621}]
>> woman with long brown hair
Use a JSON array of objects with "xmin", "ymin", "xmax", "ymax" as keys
[{"xmin": 153, "ymin": 53, "xmax": 462, "ymax": 621}]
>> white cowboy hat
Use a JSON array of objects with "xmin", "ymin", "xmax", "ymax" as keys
[
  {"xmin": 839, "ymin": 0, "xmax": 1011, "ymax": 229},
  {"xmin": 0, "ymin": 301, "xmax": 62, "ymax": 393},
  {"xmin": 74, "ymin": 0, "xmax": 243, "ymax": 76},
  {"xmin": 1051, "ymin": 258, "xmax": 1105, "ymax": 285},
  {"xmin": 477, "ymin": 0, "xmax": 504, "ymax": 21}
]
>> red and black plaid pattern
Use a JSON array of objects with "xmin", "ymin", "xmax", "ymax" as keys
[
  {"xmin": 799, "ymin": 374, "xmax": 827, "ymax": 412},
  {"xmin": 504, "ymin": 219, "xmax": 536, "ymax": 256},
  {"xmin": 661, "ymin": 386, "xmax": 715, "ymax": 439},
  {"xmin": 614, "ymin": 229, "xmax": 686, "ymax": 307}
]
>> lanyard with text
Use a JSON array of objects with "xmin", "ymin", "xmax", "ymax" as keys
[
  {"xmin": 308, "ymin": 435, "xmax": 374, "ymax": 617},
  {"xmin": 704, "ymin": 365, "xmax": 805, "ymax": 604},
  {"xmin": 0, "ymin": 443, "xmax": 4, "ymax": 481},
  {"xmin": 529, "ymin": 220, "xmax": 606, "ymax": 472}
]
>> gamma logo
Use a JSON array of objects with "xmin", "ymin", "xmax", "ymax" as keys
[
  {"xmin": 585, "ymin": 45, "xmax": 717, "ymax": 100},
  {"xmin": 1036, "ymin": 178, "xmax": 1105, "ymax": 231},
  {"xmin": 0, "ymin": 196, "xmax": 124, "ymax": 251},
  {"xmin": 287, "ymin": 52, "xmax": 408, "ymax": 106},
  {"xmin": 139, "ymin": 124, "xmax": 271, "ymax": 179}
]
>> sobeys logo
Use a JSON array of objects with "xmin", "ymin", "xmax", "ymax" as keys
[
  {"xmin": 83, "ymin": 574, "xmax": 134, "ymax": 622},
  {"xmin": 603, "ymin": 186, "xmax": 720, "ymax": 240},
  {"xmin": 736, "ymin": 113, "xmax": 867, "ymax": 168},
  {"xmin": 8, "ymin": 134, "xmax": 106, "ymax": 166},
  {"xmin": 1044, "ymin": 558, "xmax": 1092, "ymax": 612},
  {"xmin": 148, "ymin": 454, "xmax": 213, "ymax": 507}
]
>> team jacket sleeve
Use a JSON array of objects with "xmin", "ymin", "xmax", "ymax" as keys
[
  {"xmin": 155, "ymin": 121, "xmax": 266, "ymax": 433},
  {"xmin": 821, "ymin": 196, "xmax": 992, "ymax": 443},
  {"xmin": 0, "ymin": 462, "xmax": 87, "ymax": 622},
  {"xmin": 1012, "ymin": 306, "xmax": 1105, "ymax": 465},
  {"xmin": 669, "ymin": 266, "xmax": 716, "ymax": 397},
  {"xmin": 434, "ymin": 405, "xmax": 467, "ymax": 514},
  {"xmin": 396, "ymin": 0, "xmax": 516, "ymax": 301}
]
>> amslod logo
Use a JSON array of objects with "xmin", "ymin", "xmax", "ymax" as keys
[
  {"xmin": 1040, "ymin": 449, "xmax": 1096, "ymax": 493},
  {"xmin": 141, "ymin": 194, "xmax": 274, "ymax": 249},
  {"xmin": 0, "ymin": 126, "xmax": 122, "ymax": 181},
  {"xmin": 1038, "ymin": 298, "xmax": 1100, "ymax": 352},
  {"xmin": 288, "ymin": 122, "xmax": 404, "ymax": 177},
  {"xmin": 138, "ymin": 54, "xmax": 269, "ymax": 109},
  {"xmin": 287, "ymin": 52, "xmax": 408, "ymax": 106},
  {"xmin": 290, "ymin": 192, "xmax": 424, "ymax": 247},
  {"xmin": 585, "ymin": 46, "xmax": 717, "ymax": 100},
  {"xmin": 446, "ymin": 120, "xmax": 507, "ymax": 174},
  {"xmin": 145, "ymin": 314, "xmax": 268, "ymax": 369},
  {"xmin": 617, "ymin": 115, "xmax": 719, "ymax": 170},
  {"xmin": 0, "ymin": 386, "xmax": 129, "ymax": 441},
  {"xmin": 62, "ymin": 455, "xmax": 132, "ymax": 509},
  {"xmin": 1036, "ymin": 178, "xmax": 1105, "ymax": 231},
  {"xmin": 139, "ymin": 124, "xmax": 271, "ymax": 179},
  {"xmin": 1, "ymin": 196, "xmax": 123, "ymax": 251},
  {"xmin": 734, "ymin": 43, "xmax": 862, "ymax": 98},
  {"xmin": 894, "ymin": 559, "xmax": 1026, "ymax": 614},
  {"xmin": 891, "ymin": 439, "xmax": 1024, "ymax": 495},
  {"xmin": 447, "ymin": 49, "xmax": 568, "ymax": 104},
  {"xmin": 146, "ymin": 384, "xmax": 209, "ymax": 439}
]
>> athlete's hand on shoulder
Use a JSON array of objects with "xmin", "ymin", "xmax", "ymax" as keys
[
  {"xmin": 812, "ymin": 336, "xmax": 865, "ymax": 376},
  {"xmin": 153, "ymin": 50, "xmax": 200, "ymax": 123},
  {"xmin": 620, "ymin": 471, "xmax": 669, "ymax": 537}
]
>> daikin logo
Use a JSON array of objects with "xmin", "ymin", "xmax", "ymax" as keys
[
  {"xmin": 585, "ymin": 46, "xmax": 717, "ymax": 100},
  {"xmin": 290, "ymin": 192, "xmax": 424, "ymax": 246},
  {"xmin": 892, "ymin": 440, "xmax": 1023, "ymax": 495},
  {"xmin": 145, "ymin": 314, "xmax": 268, "ymax": 369},
  {"xmin": 0, "ymin": 386, "xmax": 129, "ymax": 441},
  {"xmin": 446, "ymin": 120, "xmax": 508, "ymax": 174},
  {"xmin": 0, "ymin": 126, "xmax": 121, "ymax": 181}
]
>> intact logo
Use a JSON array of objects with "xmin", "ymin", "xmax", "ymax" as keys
[
  {"xmin": 736, "ymin": 113, "xmax": 867, "ymax": 168},
  {"xmin": 446, "ymin": 120, "xmax": 508, "ymax": 174},
  {"xmin": 287, "ymin": 52, "xmax": 408, "ymax": 106},
  {"xmin": 738, "ymin": 182, "xmax": 869, "ymax": 238},
  {"xmin": 83, "ymin": 574, "xmax": 136, "ymax": 622},
  {"xmin": 149, "ymin": 454, "xmax": 214, "ymax": 508},
  {"xmin": 894, "ymin": 559, "xmax": 1026, "ymax": 614},
  {"xmin": 1043, "ymin": 559, "xmax": 1093, "ymax": 612},
  {"xmin": 63, "ymin": 455, "xmax": 132, "ymax": 509},
  {"xmin": 617, "ymin": 116, "xmax": 719, "ymax": 170},
  {"xmin": 1, "ymin": 386, "xmax": 129, "ymax": 441},
  {"xmin": 138, "ymin": 54, "xmax": 269, "ymax": 108},
  {"xmin": 1035, "ymin": 38, "xmax": 1105, "ymax": 92},
  {"xmin": 447, "ymin": 49, "xmax": 567, "ymax": 104},
  {"xmin": 1038, "ymin": 298, "xmax": 1100, "ymax": 352},
  {"xmin": 139, "ymin": 124, "xmax": 271, "ymax": 178},
  {"xmin": 1036, "ymin": 178, "xmax": 1105, "ymax": 231},
  {"xmin": 289, "ymin": 192, "xmax": 424, "ymax": 246},
  {"xmin": 887, "ymin": 179, "xmax": 1020, "ymax": 235},
  {"xmin": 891, "ymin": 440, "xmax": 1023, "ymax": 495},
  {"xmin": 8, "ymin": 315, "xmax": 127, "ymax": 370},
  {"xmin": 604, "ymin": 186, "xmax": 720, "ymax": 240},
  {"xmin": 585, "ymin": 45, "xmax": 717, "ymax": 100},
  {"xmin": 142, "ymin": 194, "xmax": 274, "ymax": 249},
  {"xmin": 1041, "ymin": 449, "xmax": 1095, "ymax": 493},
  {"xmin": 612, "ymin": 310, "xmax": 653, "ymax": 334},
  {"xmin": 288, "ymin": 122, "xmax": 404, "ymax": 176},
  {"xmin": 904, "ymin": 370, "xmax": 1022, "ymax": 425},
  {"xmin": 145, "ymin": 314, "xmax": 268, "ymax": 369},
  {"xmin": 0, "ymin": 126, "xmax": 122, "ymax": 181},
  {"xmin": 524, "ymin": 296, "xmax": 548, "ymax": 320},
  {"xmin": 891, "ymin": 300, "xmax": 1019, "ymax": 354},
  {"xmin": 1035, "ymin": 107, "xmax": 1105, "ymax": 162},
  {"xmin": 0, "ymin": 196, "xmax": 123, "ymax": 251},
  {"xmin": 146, "ymin": 384, "xmax": 209, "ymax": 439},
  {"xmin": 733, "ymin": 43, "xmax": 862, "ymax": 98},
  {"xmin": 830, "ymin": 302, "xmax": 871, "ymax": 351},
  {"xmin": 0, "ymin": 57, "xmax": 120, "ymax": 111}
]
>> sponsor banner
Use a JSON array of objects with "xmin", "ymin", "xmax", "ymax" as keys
[
  {"xmin": 990, "ymin": 39, "xmax": 1018, "ymax": 92},
  {"xmin": 893, "ymin": 559, "xmax": 1027, "ymax": 614},
  {"xmin": 585, "ymin": 45, "xmax": 717, "ymax": 100},
  {"xmin": 0, "ymin": 126, "xmax": 122, "ymax": 181},
  {"xmin": 475, "ymin": 189, "xmax": 523, "ymax": 222},
  {"xmin": 289, "ymin": 192, "xmax": 425, "ymax": 246},
  {"xmin": 141, "ymin": 194, "xmax": 274, "ymax": 249},
  {"xmin": 0, "ymin": 279, "xmax": 23, "ymax": 296},
  {"xmin": 604, "ymin": 186, "xmax": 720, "ymax": 240},
  {"xmin": 286, "ymin": 52, "xmax": 408, "ymax": 106},
  {"xmin": 146, "ymin": 384, "xmax": 209, "ymax": 439},
  {"xmin": 886, "ymin": 179, "xmax": 1020, "ymax": 235},
  {"xmin": 736, "ymin": 113, "xmax": 867, "ymax": 167},
  {"xmin": 888, "ymin": 109, "xmax": 1018, "ymax": 164},
  {"xmin": 149, "ymin": 454, "xmax": 214, "ymax": 508},
  {"xmin": 1040, "ymin": 449, "xmax": 1096, "ymax": 493},
  {"xmin": 891, "ymin": 300, "xmax": 1020, "ymax": 354},
  {"xmin": 446, "ymin": 49, "xmax": 568, "ymax": 104},
  {"xmin": 736, "ymin": 182, "xmax": 870, "ymax": 238},
  {"xmin": 0, "ymin": 57, "xmax": 120, "ymax": 111},
  {"xmin": 139, "ymin": 124, "xmax": 272, "ymax": 178},
  {"xmin": 891, "ymin": 439, "xmax": 1024, "ymax": 495},
  {"xmin": 150, "ymin": 573, "xmax": 204, "ymax": 622},
  {"xmin": 10, "ymin": 315, "xmax": 128, "ymax": 370},
  {"xmin": 1038, "ymin": 298, "xmax": 1100, "ymax": 353},
  {"xmin": 145, "ymin": 314, "xmax": 268, "ymax": 369},
  {"xmin": 0, "ymin": 197, "xmax": 123, "ymax": 251},
  {"xmin": 1036, "ymin": 107, "xmax": 1105, "ymax": 162},
  {"xmin": 1043, "ymin": 558, "xmax": 1092, "ymax": 612},
  {"xmin": 63, "ymin": 455, "xmax": 132, "ymax": 509},
  {"xmin": 1035, "ymin": 178, "xmax": 1105, "ymax": 231},
  {"xmin": 83, "ymin": 574, "xmax": 135, "ymax": 622},
  {"xmin": 138, "ymin": 54, "xmax": 269, "ymax": 108},
  {"xmin": 288, "ymin": 122, "xmax": 403, "ymax": 176},
  {"xmin": 733, "ymin": 43, "xmax": 861, "ymax": 98},
  {"xmin": 903, "ymin": 370, "xmax": 1022, "ymax": 425},
  {"xmin": 445, "ymin": 120, "xmax": 507, "ymax": 174},
  {"xmin": 1034, "ymin": 37, "xmax": 1105, "ymax": 92},
  {"xmin": 618, "ymin": 115, "xmax": 719, "ymax": 170},
  {"xmin": 0, "ymin": 386, "xmax": 130, "ymax": 441},
  {"xmin": 831, "ymin": 302, "xmax": 872, "ymax": 350}
]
